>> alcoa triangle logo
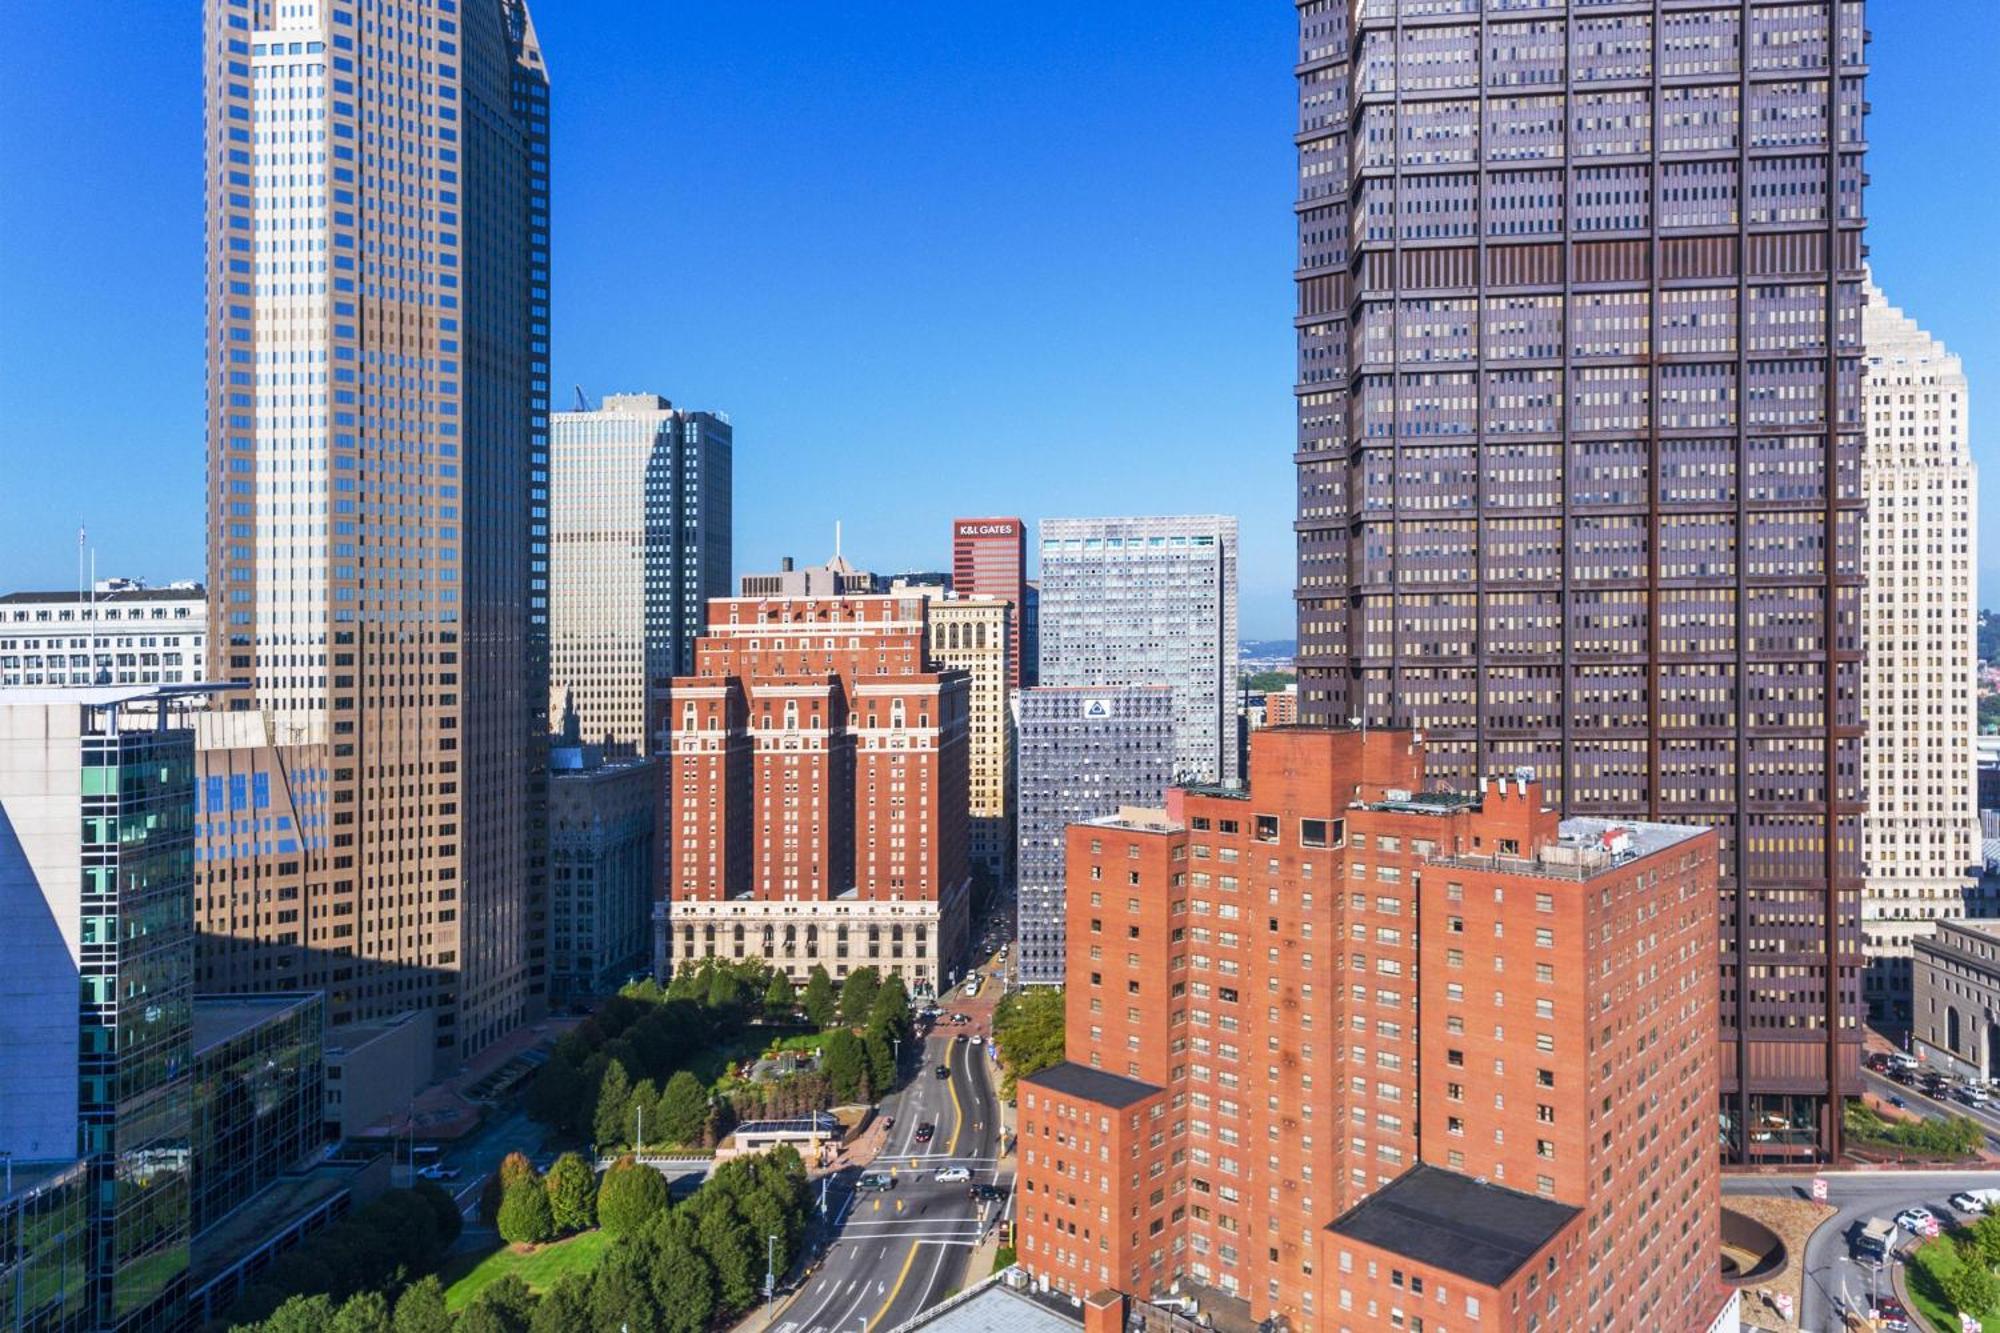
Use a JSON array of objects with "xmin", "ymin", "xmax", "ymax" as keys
[{"xmin": 1082, "ymin": 699, "xmax": 1113, "ymax": 720}]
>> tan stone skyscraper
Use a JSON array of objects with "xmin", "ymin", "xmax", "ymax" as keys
[
  {"xmin": 198, "ymin": 0, "xmax": 551, "ymax": 1065},
  {"xmin": 549, "ymin": 394, "xmax": 732, "ymax": 755},
  {"xmin": 894, "ymin": 584, "xmax": 1013, "ymax": 886},
  {"xmin": 1860, "ymin": 278, "xmax": 1984, "ymax": 1025}
]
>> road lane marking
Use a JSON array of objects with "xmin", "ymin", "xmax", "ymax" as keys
[
  {"xmin": 866, "ymin": 1242, "xmax": 924, "ymax": 1332},
  {"xmin": 945, "ymin": 1039, "xmax": 966, "ymax": 1156}
]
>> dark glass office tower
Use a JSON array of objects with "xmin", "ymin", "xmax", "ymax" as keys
[{"xmin": 1293, "ymin": 0, "xmax": 1866, "ymax": 1161}]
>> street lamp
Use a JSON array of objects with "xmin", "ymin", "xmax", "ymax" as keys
[
  {"xmin": 635, "ymin": 1104, "xmax": 645, "ymax": 1158},
  {"xmin": 765, "ymin": 1233, "xmax": 780, "ymax": 1303}
]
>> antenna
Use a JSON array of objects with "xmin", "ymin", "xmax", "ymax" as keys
[{"xmin": 835, "ymin": 520, "xmax": 843, "ymax": 561}]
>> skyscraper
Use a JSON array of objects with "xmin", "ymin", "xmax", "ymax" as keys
[
  {"xmin": 1860, "ymin": 278, "xmax": 1982, "ymax": 1026},
  {"xmin": 1293, "ymin": 1, "xmax": 1868, "ymax": 1161},
  {"xmin": 199, "ymin": 0, "xmax": 551, "ymax": 1064},
  {"xmin": 550, "ymin": 393, "xmax": 732, "ymax": 754},
  {"xmin": 1, "ymin": 686, "xmax": 199, "ymax": 1331},
  {"xmin": 664, "ymin": 588, "xmax": 972, "ymax": 994},
  {"xmin": 1038, "ymin": 516, "xmax": 1239, "ymax": 786},
  {"xmin": 951, "ymin": 517, "xmax": 1029, "ymax": 689}
]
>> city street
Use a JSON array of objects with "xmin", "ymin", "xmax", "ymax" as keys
[
  {"xmin": 1726, "ymin": 1170, "xmax": 2000, "ymax": 1330},
  {"xmin": 1861, "ymin": 1067, "xmax": 2000, "ymax": 1151},
  {"xmin": 771, "ymin": 1027, "xmax": 1004, "ymax": 1332}
]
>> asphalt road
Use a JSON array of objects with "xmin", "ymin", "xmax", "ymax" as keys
[
  {"xmin": 773, "ymin": 1029, "xmax": 1003, "ymax": 1333},
  {"xmin": 1862, "ymin": 1068, "xmax": 2000, "ymax": 1150},
  {"xmin": 1726, "ymin": 1170, "xmax": 2000, "ymax": 1330}
]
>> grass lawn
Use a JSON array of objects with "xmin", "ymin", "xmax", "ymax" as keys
[
  {"xmin": 441, "ymin": 1229, "xmax": 613, "ymax": 1311},
  {"xmin": 1906, "ymin": 1234, "xmax": 1999, "ymax": 1333}
]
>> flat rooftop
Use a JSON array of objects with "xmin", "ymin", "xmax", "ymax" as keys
[
  {"xmin": 899, "ymin": 1278, "xmax": 1082, "ymax": 1332},
  {"xmin": 1326, "ymin": 1164, "xmax": 1580, "ymax": 1288},
  {"xmin": 1021, "ymin": 1062, "xmax": 1161, "ymax": 1110},
  {"xmin": 1081, "ymin": 809, "xmax": 1183, "ymax": 836},
  {"xmin": 1429, "ymin": 816, "xmax": 1709, "ymax": 883},
  {"xmin": 0, "ymin": 1159, "xmax": 85, "ymax": 1208},
  {"xmin": 193, "ymin": 993, "xmax": 319, "ymax": 1054}
]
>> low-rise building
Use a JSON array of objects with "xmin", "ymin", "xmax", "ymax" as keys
[
  {"xmin": 0, "ymin": 581, "xmax": 205, "ymax": 689},
  {"xmin": 1913, "ymin": 920, "xmax": 2000, "ymax": 1080},
  {"xmin": 548, "ymin": 738, "xmax": 659, "ymax": 1003},
  {"xmin": 191, "ymin": 993, "xmax": 326, "ymax": 1236},
  {"xmin": 322, "ymin": 1010, "xmax": 436, "ymax": 1142}
]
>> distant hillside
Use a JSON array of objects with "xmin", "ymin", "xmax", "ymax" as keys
[{"xmin": 1240, "ymin": 640, "xmax": 1297, "ymax": 660}]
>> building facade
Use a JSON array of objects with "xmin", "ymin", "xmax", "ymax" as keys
[
  {"xmin": 1015, "ymin": 727, "xmax": 1724, "ymax": 1333},
  {"xmin": 897, "ymin": 586, "xmax": 1014, "ymax": 888},
  {"xmin": 1912, "ymin": 920, "xmax": 2000, "ymax": 1082},
  {"xmin": 190, "ymin": 993, "xmax": 326, "ymax": 1238},
  {"xmin": 1860, "ymin": 279, "xmax": 1983, "ymax": 1026},
  {"xmin": 1014, "ymin": 685, "xmax": 1175, "ymax": 986},
  {"xmin": 547, "ymin": 744, "xmax": 659, "ymax": 1003},
  {"xmin": 550, "ymin": 394, "xmax": 732, "ymax": 754},
  {"xmin": 951, "ymin": 518, "xmax": 1029, "ymax": 690},
  {"xmin": 0, "ymin": 1161, "xmax": 92, "ymax": 1333},
  {"xmin": 199, "ymin": 0, "xmax": 551, "ymax": 1064},
  {"xmin": 1292, "ymin": 0, "xmax": 1869, "ymax": 1161},
  {"xmin": 0, "ymin": 687, "xmax": 200, "ymax": 1331},
  {"xmin": 1038, "ymin": 517, "xmax": 1239, "ymax": 787},
  {"xmin": 0, "ymin": 583, "xmax": 206, "ymax": 690},
  {"xmin": 664, "ymin": 592, "xmax": 972, "ymax": 994}
]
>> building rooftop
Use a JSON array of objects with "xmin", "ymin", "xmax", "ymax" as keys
[
  {"xmin": 1326, "ymin": 1164, "xmax": 1580, "ymax": 1288},
  {"xmin": 324, "ymin": 1009, "xmax": 428, "ymax": 1057},
  {"xmin": 1082, "ymin": 807, "xmax": 1182, "ymax": 836},
  {"xmin": 1428, "ymin": 816, "xmax": 1710, "ymax": 883},
  {"xmin": 0, "ymin": 1159, "xmax": 86, "ymax": 1209},
  {"xmin": 729, "ymin": 1113, "xmax": 840, "ymax": 1138},
  {"xmin": 893, "ymin": 1274, "xmax": 1082, "ymax": 1332},
  {"xmin": 0, "ymin": 585, "xmax": 203, "ymax": 604},
  {"xmin": 1021, "ymin": 1062, "xmax": 1161, "ymax": 1110},
  {"xmin": 0, "ymin": 681, "xmax": 233, "ymax": 710},
  {"xmin": 193, "ymin": 993, "xmax": 319, "ymax": 1054}
]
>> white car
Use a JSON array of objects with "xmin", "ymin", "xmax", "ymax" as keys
[
  {"xmin": 1895, "ymin": 1206, "xmax": 1937, "ymax": 1235},
  {"xmin": 971, "ymin": 1035, "xmax": 984, "ymax": 1046},
  {"xmin": 933, "ymin": 1166, "xmax": 971, "ymax": 1183},
  {"xmin": 1951, "ymin": 1192, "xmax": 1989, "ymax": 1214}
]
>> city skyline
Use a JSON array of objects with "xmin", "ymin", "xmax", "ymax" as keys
[{"xmin": 2, "ymin": 3, "xmax": 1994, "ymax": 638}]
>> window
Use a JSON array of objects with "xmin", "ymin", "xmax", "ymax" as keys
[
  {"xmin": 1255, "ymin": 815, "xmax": 1279, "ymax": 843},
  {"xmin": 1301, "ymin": 818, "xmax": 1330, "ymax": 848}
]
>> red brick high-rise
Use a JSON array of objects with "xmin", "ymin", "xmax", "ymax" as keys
[
  {"xmin": 663, "ymin": 591, "xmax": 972, "ymax": 995},
  {"xmin": 1016, "ymin": 727, "xmax": 1727, "ymax": 1333},
  {"xmin": 951, "ymin": 517, "xmax": 1028, "ymax": 689}
]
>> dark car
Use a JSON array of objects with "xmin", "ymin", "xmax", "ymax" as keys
[
  {"xmin": 914, "ymin": 1122, "xmax": 935, "ymax": 1143},
  {"xmin": 936, "ymin": 1064, "xmax": 951, "ymax": 1080},
  {"xmin": 967, "ymin": 1183, "xmax": 1007, "ymax": 1203}
]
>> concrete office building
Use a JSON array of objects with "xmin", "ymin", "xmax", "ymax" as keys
[
  {"xmin": 547, "ymin": 738, "xmax": 659, "ymax": 1004},
  {"xmin": 0, "ymin": 685, "xmax": 200, "ymax": 1331},
  {"xmin": 1859, "ymin": 280, "xmax": 1982, "ymax": 1026},
  {"xmin": 199, "ymin": 0, "xmax": 551, "ymax": 1064},
  {"xmin": 1014, "ymin": 685, "xmax": 1174, "ymax": 986},
  {"xmin": 1015, "ymin": 728, "xmax": 1725, "ymax": 1333},
  {"xmin": 1038, "ymin": 517, "xmax": 1239, "ymax": 787},
  {"xmin": 951, "ymin": 518, "xmax": 1029, "ymax": 690},
  {"xmin": 1291, "ymin": 1, "xmax": 1869, "ymax": 1162},
  {"xmin": 664, "ymin": 591, "xmax": 972, "ymax": 994},
  {"xmin": 0, "ymin": 582, "xmax": 206, "ymax": 690},
  {"xmin": 739, "ymin": 552, "xmax": 879, "ymax": 599},
  {"xmin": 894, "ymin": 583, "xmax": 1015, "ymax": 889},
  {"xmin": 1913, "ymin": 920, "xmax": 2000, "ymax": 1082},
  {"xmin": 550, "ymin": 394, "xmax": 731, "ymax": 754}
]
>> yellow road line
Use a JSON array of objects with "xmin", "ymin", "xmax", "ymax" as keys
[
  {"xmin": 945, "ymin": 1038, "xmax": 965, "ymax": 1157},
  {"xmin": 867, "ymin": 1240, "xmax": 923, "ymax": 1332}
]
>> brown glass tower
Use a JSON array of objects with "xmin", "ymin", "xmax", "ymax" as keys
[
  {"xmin": 199, "ymin": 0, "xmax": 551, "ymax": 1066},
  {"xmin": 1293, "ymin": 0, "xmax": 1866, "ymax": 1161}
]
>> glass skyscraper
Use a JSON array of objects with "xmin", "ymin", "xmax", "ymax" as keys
[
  {"xmin": 1293, "ymin": 0, "xmax": 1867, "ymax": 1160},
  {"xmin": 199, "ymin": 0, "xmax": 551, "ymax": 1063}
]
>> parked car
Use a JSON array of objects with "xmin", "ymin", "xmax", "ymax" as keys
[
  {"xmin": 936, "ymin": 1064, "xmax": 952, "ymax": 1079},
  {"xmin": 914, "ymin": 1122, "xmax": 936, "ymax": 1143},
  {"xmin": 1951, "ymin": 1189, "xmax": 2000, "ymax": 1213},
  {"xmin": 932, "ymin": 1166, "xmax": 971, "ymax": 1183},
  {"xmin": 416, "ymin": 1165, "xmax": 461, "ymax": 1182},
  {"xmin": 1894, "ymin": 1206, "xmax": 1936, "ymax": 1235},
  {"xmin": 1872, "ymin": 1297, "xmax": 1912, "ymax": 1331}
]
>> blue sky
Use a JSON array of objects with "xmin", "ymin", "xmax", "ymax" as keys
[{"xmin": 1, "ymin": 2, "xmax": 1994, "ymax": 639}]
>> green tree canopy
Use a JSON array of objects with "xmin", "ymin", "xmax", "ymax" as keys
[
  {"xmin": 658, "ymin": 1069, "xmax": 711, "ymax": 1147},
  {"xmin": 839, "ymin": 967, "xmax": 882, "ymax": 1027},
  {"xmin": 544, "ymin": 1153, "xmax": 597, "ymax": 1236},
  {"xmin": 497, "ymin": 1176, "xmax": 555, "ymax": 1247},
  {"xmin": 527, "ymin": 1273, "xmax": 592, "ymax": 1333},
  {"xmin": 802, "ymin": 966, "xmax": 838, "ymax": 1029},
  {"xmin": 597, "ymin": 1156, "xmax": 670, "ymax": 1236},
  {"xmin": 327, "ymin": 1290, "xmax": 393, "ymax": 1333},
  {"xmin": 821, "ymin": 1028, "xmax": 867, "ymax": 1103},
  {"xmin": 992, "ymin": 986, "xmax": 1066, "ymax": 1095},
  {"xmin": 259, "ymin": 1294, "xmax": 338, "ymax": 1333},
  {"xmin": 763, "ymin": 972, "xmax": 797, "ymax": 1019},
  {"xmin": 390, "ymin": 1276, "xmax": 452, "ymax": 1333},
  {"xmin": 592, "ymin": 1058, "xmax": 633, "ymax": 1149}
]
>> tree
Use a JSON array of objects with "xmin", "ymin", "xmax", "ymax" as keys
[
  {"xmin": 593, "ymin": 1058, "xmax": 633, "ymax": 1149},
  {"xmin": 1943, "ymin": 1259, "xmax": 1999, "ymax": 1318},
  {"xmin": 527, "ymin": 1274, "xmax": 592, "ymax": 1333},
  {"xmin": 498, "ymin": 1176, "xmax": 555, "ymax": 1246},
  {"xmin": 526, "ymin": 1056, "xmax": 586, "ymax": 1135},
  {"xmin": 694, "ymin": 1198, "xmax": 759, "ymax": 1313},
  {"xmin": 463, "ymin": 1275, "xmax": 537, "ymax": 1333},
  {"xmin": 544, "ymin": 1153, "xmax": 597, "ymax": 1235},
  {"xmin": 658, "ymin": 1070, "xmax": 711, "ymax": 1147},
  {"xmin": 588, "ymin": 1245, "xmax": 664, "ymax": 1332},
  {"xmin": 707, "ymin": 966, "xmax": 748, "ymax": 1011},
  {"xmin": 1971, "ymin": 1210, "xmax": 2000, "ymax": 1268},
  {"xmin": 391, "ymin": 1277, "xmax": 452, "ymax": 1333},
  {"xmin": 821, "ymin": 1028, "xmax": 866, "ymax": 1102},
  {"xmin": 627, "ymin": 1077, "xmax": 660, "ymax": 1152},
  {"xmin": 328, "ymin": 1290, "xmax": 393, "ymax": 1333},
  {"xmin": 260, "ymin": 1294, "xmax": 338, "ymax": 1333},
  {"xmin": 802, "ymin": 966, "xmax": 838, "ymax": 1029},
  {"xmin": 992, "ymin": 986, "xmax": 1066, "ymax": 1095},
  {"xmin": 763, "ymin": 972, "xmax": 797, "ymax": 1019},
  {"xmin": 649, "ymin": 1230, "xmax": 717, "ymax": 1333},
  {"xmin": 410, "ymin": 1179, "xmax": 462, "ymax": 1250},
  {"xmin": 597, "ymin": 1155, "xmax": 669, "ymax": 1236},
  {"xmin": 839, "ymin": 967, "xmax": 881, "ymax": 1027},
  {"xmin": 862, "ymin": 1026, "xmax": 896, "ymax": 1095},
  {"xmin": 869, "ymin": 973, "xmax": 911, "ymax": 1035}
]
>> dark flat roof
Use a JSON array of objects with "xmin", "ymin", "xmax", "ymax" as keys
[
  {"xmin": 1021, "ymin": 1062, "xmax": 1161, "ymax": 1109},
  {"xmin": 193, "ymin": 992, "xmax": 320, "ymax": 1053},
  {"xmin": 1326, "ymin": 1164, "xmax": 1579, "ymax": 1288},
  {"xmin": 0, "ymin": 587, "xmax": 203, "ymax": 604}
]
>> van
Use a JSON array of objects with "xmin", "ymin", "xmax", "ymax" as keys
[{"xmin": 1855, "ymin": 1218, "xmax": 1898, "ymax": 1262}]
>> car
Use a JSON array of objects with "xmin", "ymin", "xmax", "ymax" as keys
[
  {"xmin": 952, "ymin": 1013, "xmax": 971, "ymax": 1025},
  {"xmin": 936, "ymin": 1064, "xmax": 951, "ymax": 1079},
  {"xmin": 882, "ymin": 1115, "xmax": 895, "ymax": 1130},
  {"xmin": 971, "ymin": 1035, "xmax": 984, "ymax": 1046},
  {"xmin": 416, "ymin": 1165, "xmax": 461, "ymax": 1182},
  {"xmin": 932, "ymin": 1166, "xmax": 971, "ymax": 1183},
  {"xmin": 967, "ymin": 1183, "xmax": 1007, "ymax": 1203},
  {"xmin": 914, "ymin": 1123, "xmax": 936, "ymax": 1143},
  {"xmin": 1895, "ymin": 1206, "xmax": 1936, "ymax": 1235},
  {"xmin": 1952, "ymin": 1189, "xmax": 2000, "ymax": 1213},
  {"xmin": 858, "ymin": 1172, "xmax": 896, "ymax": 1192},
  {"xmin": 1887, "ymin": 1095, "xmax": 1906, "ymax": 1109},
  {"xmin": 1872, "ymin": 1297, "xmax": 1912, "ymax": 1331}
]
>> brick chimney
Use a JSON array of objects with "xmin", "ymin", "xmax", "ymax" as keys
[{"xmin": 1083, "ymin": 1289, "xmax": 1126, "ymax": 1333}]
